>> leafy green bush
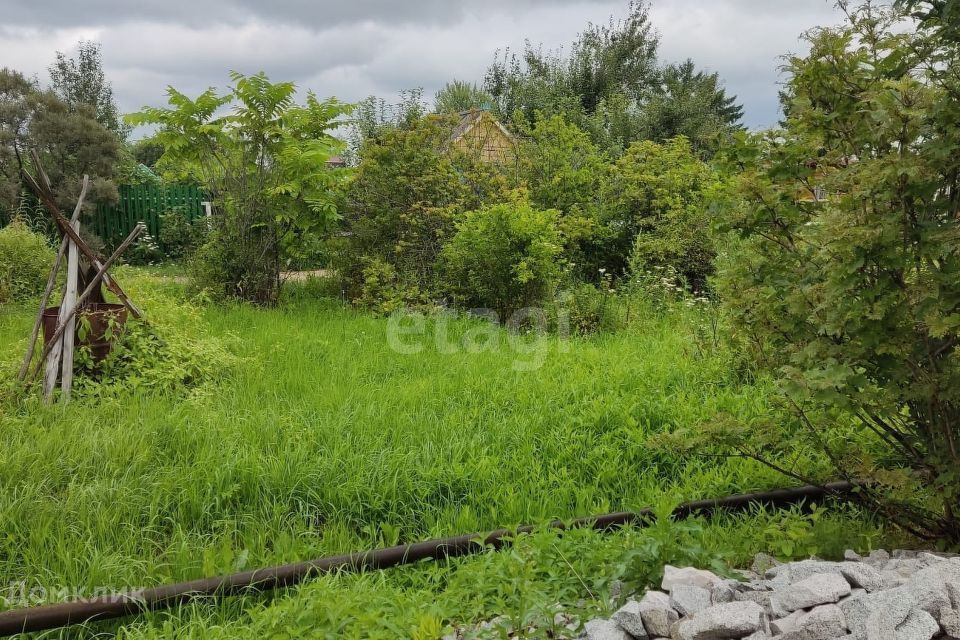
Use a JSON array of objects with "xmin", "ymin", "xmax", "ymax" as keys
[
  {"xmin": 0, "ymin": 218, "xmax": 55, "ymax": 303},
  {"xmin": 158, "ymin": 208, "xmax": 207, "ymax": 259},
  {"xmin": 602, "ymin": 136, "xmax": 725, "ymax": 289},
  {"xmin": 353, "ymin": 257, "xmax": 428, "ymax": 315},
  {"xmin": 707, "ymin": 3, "xmax": 960, "ymax": 543},
  {"xmin": 125, "ymin": 230, "xmax": 164, "ymax": 266},
  {"xmin": 443, "ymin": 200, "xmax": 564, "ymax": 321},
  {"xmin": 72, "ymin": 287, "xmax": 238, "ymax": 400},
  {"xmin": 341, "ymin": 114, "xmax": 510, "ymax": 301}
]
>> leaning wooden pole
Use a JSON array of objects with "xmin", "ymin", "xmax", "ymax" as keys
[
  {"xmin": 17, "ymin": 176, "xmax": 88, "ymax": 381},
  {"xmin": 21, "ymin": 170, "xmax": 143, "ymax": 319},
  {"xmin": 57, "ymin": 217, "xmax": 82, "ymax": 403},
  {"xmin": 25, "ymin": 224, "xmax": 145, "ymax": 388}
]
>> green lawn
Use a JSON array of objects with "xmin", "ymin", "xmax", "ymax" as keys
[{"xmin": 0, "ymin": 269, "xmax": 886, "ymax": 638}]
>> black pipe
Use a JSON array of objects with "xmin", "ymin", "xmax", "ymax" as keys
[{"xmin": 0, "ymin": 481, "xmax": 857, "ymax": 636}]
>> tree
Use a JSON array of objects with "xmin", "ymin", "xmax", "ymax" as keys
[
  {"xmin": 482, "ymin": 2, "xmax": 741, "ymax": 156},
  {"xmin": 705, "ymin": 2, "xmax": 960, "ymax": 542},
  {"xmin": 442, "ymin": 200, "xmax": 564, "ymax": 321},
  {"xmin": 484, "ymin": 2, "xmax": 658, "ymax": 128},
  {"xmin": 49, "ymin": 40, "xmax": 126, "ymax": 138},
  {"xmin": 639, "ymin": 60, "xmax": 744, "ymax": 155},
  {"xmin": 0, "ymin": 68, "xmax": 120, "ymax": 222},
  {"xmin": 604, "ymin": 136, "xmax": 722, "ymax": 287},
  {"xmin": 127, "ymin": 72, "xmax": 350, "ymax": 304},
  {"xmin": 516, "ymin": 113, "xmax": 610, "ymax": 277},
  {"xmin": 346, "ymin": 89, "xmax": 427, "ymax": 163},
  {"xmin": 434, "ymin": 80, "xmax": 492, "ymax": 114},
  {"xmin": 340, "ymin": 114, "xmax": 510, "ymax": 302}
]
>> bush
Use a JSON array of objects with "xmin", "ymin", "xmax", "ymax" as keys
[
  {"xmin": 342, "ymin": 115, "xmax": 510, "ymax": 301},
  {"xmin": 556, "ymin": 281, "xmax": 623, "ymax": 335},
  {"xmin": 0, "ymin": 218, "xmax": 55, "ymax": 303},
  {"xmin": 72, "ymin": 287, "xmax": 239, "ymax": 400},
  {"xmin": 706, "ymin": 4, "xmax": 960, "ymax": 543},
  {"xmin": 602, "ymin": 137, "xmax": 724, "ymax": 289},
  {"xmin": 353, "ymin": 257, "xmax": 428, "ymax": 315},
  {"xmin": 125, "ymin": 231, "xmax": 164, "ymax": 266},
  {"xmin": 158, "ymin": 208, "xmax": 207, "ymax": 259},
  {"xmin": 443, "ymin": 201, "xmax": 564, "ymax": 321}
]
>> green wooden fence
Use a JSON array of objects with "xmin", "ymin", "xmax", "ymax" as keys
[{"xmin": 93, "ymin": 184, "xmax": 207, "ymax": 245}]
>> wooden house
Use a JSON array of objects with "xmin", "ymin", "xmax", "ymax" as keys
[{"xmin": 449, "ymin": 109, "xmax": 516, "ymax": 164}]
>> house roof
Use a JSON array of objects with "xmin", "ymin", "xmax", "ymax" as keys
[{"xmin": 450, "ymin": 109, "xmax": 514, "ymax": 144}]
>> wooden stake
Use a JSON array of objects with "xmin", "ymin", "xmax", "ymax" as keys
[
  {"xmin": 17, "ymin": 176, "xmax": 88, "ymax": 381},
  {"xmin": 59, "ymin": 217, "xmax": 81, "ymax": 403},
  {"xmin": 21, "ymin": 170, "xmax": 143, "ymax": 319},
  {"xmin": 42, "ymin": 218, "xmax": 82, "ymax": 402},
  {"xmin": 26, "ymin": 224, "xmax": 145, "ymax": 388}
]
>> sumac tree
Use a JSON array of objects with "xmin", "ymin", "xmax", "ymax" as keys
[{"xmin": 128, "ymin": 72, "xmax": 350, "ymax": 304}]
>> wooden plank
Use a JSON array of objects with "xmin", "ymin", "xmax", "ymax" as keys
[
  {"xmin": 26, "ymin": 224, "xmax": 145, "ymax": 387},
  {"xmin": 21, "ymin": 170, "xmax": 144, "ymax": 319},
  {"xmin": 59, "ymin": 218, "xmax": 81, "ymax": 403},
  {"xmin": 18, "ymin": 176, "xmax": 88, "ymax": 381}
]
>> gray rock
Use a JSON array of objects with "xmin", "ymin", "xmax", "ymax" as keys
[
  {"xmin": 891, "ymin": 609, "xmax": 938, "ymax": 640},
  {"xmin": 795, "ymin": 604, "xmax": 847, "ymax": 638},
  {"xmin": 864, "ymin": 550, "xmax": 890, "ymax": 569},
  {"xmin": 712, "ymin": 582, "xmax": 737, "ymax": 605},
  {"xmin": 844, "ymin": 550, "xmax": 863, "ymax": 562},
  {"xmin": 917, "ymin": 552, "xmax": 950, "ymax": 566},
  {"xmin": 879, "ymin": 570, "xmax": 910, "ymax": 588},
  {"xmin": 611, "ymin": 601, "xmax": 649, "ymax": 640},
  {"xmin": 772, "ymin": 573, "xmax": 851, "ymax": 612},
  {"xmin": 885, "ymin": 559, "xmax": 922, "ymax": 578},
  {"xmin": 637, "ymin": 590, "xmax": 678, "ymax": 638},
  {"xmin": 734, "ymin": 590, "xmax": 773, "ymax": 612},
  {"xmin": 909, "ymin": 563, "xmax": 960, "ymax": 621},
  {"xmin": 583, "ymin": 618, "xmax": 632, "ymax": 640},
  {"xmin": 663, "ymin": 566, "xmax": 724, "ymax": 592},
  {"xmin": 765, "ymin": 560, "xmax": 843, "ymax": 588},
  {"xmin": 736, "ymin": 570, "xmax": 763, "ymax": 583},
  {"xmin": 672, "ymin": 601, "xmax": 765, "ymax": 640},
  {"xmin": 838, "ymin": 561, "xmax": 891, "ymax": 592},
  {"xmin": 752, "ymin": 554, "xmax": 780, "ymax": 575},
  {"xmin": 840, "ymin": 587, "xmax": 916, "ymax": 637},
  {"xmin": 949, "ymin": 581, "xmax": 960, "ymax": 609},
  {"xmin": 742, "ymin": 633, "xmax": 769, "ymax": 640},
  {"xmin": 671, "ymin": 585, "xmax": 713, "ymax": 617},
  {"xmin": 938, "ymin": 606, "xmax": 960, "ymax": 638},
  {"xmin": 769, "ymin": 610, "xmax": 804, "ymax": 635}
]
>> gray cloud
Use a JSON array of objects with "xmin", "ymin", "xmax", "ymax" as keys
[{"xmin": 0, "ymin": 0, "xmax": 846, "ymax": 132}]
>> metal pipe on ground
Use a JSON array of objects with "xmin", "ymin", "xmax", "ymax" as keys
[{"xmin": 0, "ymin": 481, "xmax": 858, "ymax": 637}]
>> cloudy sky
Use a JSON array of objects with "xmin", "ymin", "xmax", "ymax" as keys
[{"xmin": 1, "ymin": 0, "xmax": 844, "ymax": 135}]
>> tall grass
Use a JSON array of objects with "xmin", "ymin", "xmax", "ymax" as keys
[{"xmin": 0, "ymin": 270, "xmax": 888, "ymax": 638}]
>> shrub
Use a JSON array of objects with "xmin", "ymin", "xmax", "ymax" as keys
[
  {"xmin": 556, "ymin": 281, "xmax": 623, "ymax": 336},
  {"xmin": 353, "ymin": 257, "xmax": 427, "ymax": 315},
  {"xmin": 125, "ymin": 231, "xmax": 164, "ymax": 266},
  {"xmin": 443, "ymin": 201, "xmax": 564, "ymax": 321},
  {"xmin": 705, "ymin": 3, "xmax": 960, "ymax": 543},
  {"xmin": 0, "ymin": 218, "xmax": 55, "ymax": 303},
  {"xmin": 158, "ymin": 208, "xmax": 207, "ymax": 259},
  {"xmin": 602, "ymin": 136, "xmax": 724, "ymax": 289},
  {"xmin": 342, "ymin": 115, "xmax": 510, "ymax": 301},
  {"xmin": 72, "ymin": 287, "xmax": 238, "ymax": 399}
]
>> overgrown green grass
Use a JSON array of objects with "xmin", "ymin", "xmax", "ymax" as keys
[{"xmin": 0, "ymin": 269, "xmax": 891, "ymax": 638}]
